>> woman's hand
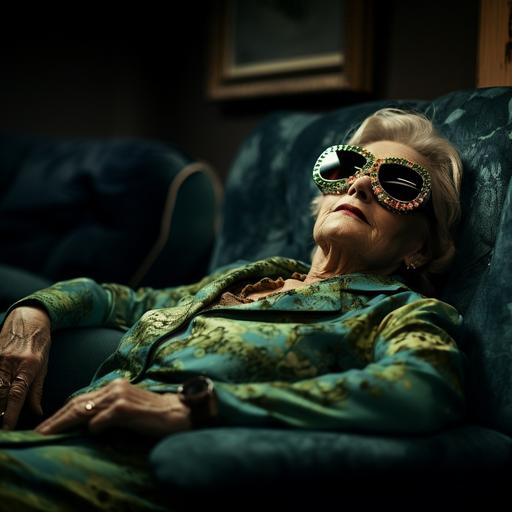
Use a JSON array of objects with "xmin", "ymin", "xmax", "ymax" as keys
[
  {"xmin": 34, "ymin": 378, "xmax": 192, "ymax": 438},
  {"xmin": 0, "ymin": 305, "xmax": 52, "ymax": 430}
]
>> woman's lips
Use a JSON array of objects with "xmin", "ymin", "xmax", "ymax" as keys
[{"xmin": 334, "ymin": 203, "xmax": 369, "ymax": 224}]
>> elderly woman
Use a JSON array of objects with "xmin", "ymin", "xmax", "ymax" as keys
[{"xmin": 0, "ymin": 108, "xmax": 467, "ymax": 509}]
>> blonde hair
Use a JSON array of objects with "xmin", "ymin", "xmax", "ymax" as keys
[{"xmin": 311, "ymin": 108, "xmax": 463, "ymax": 295}]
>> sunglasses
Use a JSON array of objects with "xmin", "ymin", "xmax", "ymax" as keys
[{"xmin": 312, "ymin": 144, "xmax": 432, "ymax": 215}]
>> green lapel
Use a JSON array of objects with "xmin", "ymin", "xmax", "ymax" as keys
[{"xmin": 192, "ymin": 257, "xmax": 410, "ymax": 314}]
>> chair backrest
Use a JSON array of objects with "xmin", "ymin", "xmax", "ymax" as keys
[
  {"xmin": 0, "ymin": 135, "xmax": 220, "ymax": 288},
  {"xmin": 209, "ymin": 87, "xmax": 512, "ymax": 434}
]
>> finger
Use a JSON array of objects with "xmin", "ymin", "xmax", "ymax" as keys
[
  {"xmin": 3, "ymin": 373, "xmax": 32, "ymax": 430},
  {"xmin": 34, "ymin": 399, "xmax": 94, "ymax": 435},
  {"xmin": 36, "ymin": 379, "xmax": 132, "ymax": 435},
  {"xmin": 27, "ymin": 369, "xmax": 47, "ymax": 416},
  {"xmin": 36, "ymin": 384, "xmax": 112, "ymax": 430},
  {"xmin": 0, "ymin": 369, "xmax": 12, "ymax": 416},
  {"xmin": 35, "ymin": 387, "xmax": 111, "ymax": 435}
]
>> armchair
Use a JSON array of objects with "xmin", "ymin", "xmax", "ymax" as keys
[
  {"xmin": 0, "ymin": 135, "xmax": 221, "ymax": 310},
  {"xmin": 149, "ymin": 87, "xmax": 512, "ymax": 507}
]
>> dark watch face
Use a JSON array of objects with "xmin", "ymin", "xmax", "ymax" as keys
[
  {"xmin": 186, "ymin": 379, "xmax": 207, "ymax": 394},
  {"xmin": 183, "ymin": 376, "xmax": 212, "ymax": 398}
]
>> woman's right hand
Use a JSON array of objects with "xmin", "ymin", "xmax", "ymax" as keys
[{"xmin": 0, "ymin": 305, "xmax": 52, "ymax": 430}]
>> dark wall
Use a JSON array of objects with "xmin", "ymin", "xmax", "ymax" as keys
[{"xmin": 0, "ymin": 1, "xmax": 479, "ymax": 182}]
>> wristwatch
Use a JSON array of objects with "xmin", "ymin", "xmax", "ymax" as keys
[{"xmin": 177, "ymin": 376, "xmax": 219, "ymax": 428}]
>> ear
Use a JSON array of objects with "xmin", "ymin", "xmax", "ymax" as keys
[{"xmin": 404, "ymin": 237, "xmax": 432, "ymax": 270}]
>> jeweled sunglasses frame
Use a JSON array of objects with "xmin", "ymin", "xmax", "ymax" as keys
[{"xmin": 312, "ymin": 144, "xmax": 432, "ymax": 215}]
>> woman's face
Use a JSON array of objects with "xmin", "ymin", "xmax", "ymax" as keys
[{"xmin": 312, "ymin": 140, "xmax": 432, "ymax": 275}]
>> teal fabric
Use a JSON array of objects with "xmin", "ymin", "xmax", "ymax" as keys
[
  {"xmin": 463, "ymin": 180, "xmax": 512, "ymax": 435},
  {"xmin": 150, "ymin": 425, "xmax": 512, "ymax": 503},
  {"xmin": 0, "ymin": 430, "xmax": 169, "ymax": 511},
  {"xmin": 15, "ymin": 256, "xmax": 467, "ymax": 435},
  {"xmin": 208, "ymin": 112, "xmax": 320, "ymax": 267},
  {"xmin": 425, "ymin": 88, "xmax": 512, "ymax": 313},
  {"xmin": 0, "ymin": 135, "xmax": 217, "ymax": 289}
]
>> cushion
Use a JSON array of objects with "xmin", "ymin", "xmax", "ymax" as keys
[
  {"xmin": 0, "ymin": 263, "xmax": 52, "ymax": 311},
  {"xmin": 150, "ymin": 425, "xmax": 512, "ymax": 505}
]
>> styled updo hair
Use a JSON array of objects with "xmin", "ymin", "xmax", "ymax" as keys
[{"xmin": 312, "ymin": 108, "xmax": 463, "ymax": 296}]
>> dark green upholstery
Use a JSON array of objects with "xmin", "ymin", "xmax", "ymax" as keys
[
  {"xmin": 151, "ymin": 426, "xmax": 511, "ymax": 506},
  {"xmin": 14, "ymin": 326, "xmax": 124, "ymax": 430},
  {"xmin": 464, "ymin": 180, "xmax": 512, "ymax": 436},
  {"xmin": 0, "ymin": 135, "xmax": 220, "ymax": 310},
  {"xmin": 151, "ymin": 87, "xmax": 512, "ymax": 504}
]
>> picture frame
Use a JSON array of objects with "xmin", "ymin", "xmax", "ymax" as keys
[{"xmin": 208, "ymin": 0, "xmax": 373, "ymax": 100}]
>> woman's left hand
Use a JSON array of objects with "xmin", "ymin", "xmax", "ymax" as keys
[{"xmin": 34, "ymin": 378, "xmax": 192, "ymax": 438}]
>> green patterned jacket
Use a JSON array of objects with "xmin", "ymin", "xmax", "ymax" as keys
[{"xmin": 17, "ymin": 256, "xmax": 467, "ymax": 434}]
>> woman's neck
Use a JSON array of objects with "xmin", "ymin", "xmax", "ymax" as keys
[
  {"xmin": 304, "ymin": 246, "xmax": 354, "ymax": 283},
  {"xmin": 304, "ymin": 245, "xmax": 397, "ymax": 283}
]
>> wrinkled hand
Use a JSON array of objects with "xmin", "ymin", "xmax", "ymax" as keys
[
  {"xmin": 0, "ymin": 305, "xmax": 52, "ymax": 430},
  {"xmin": 35, "ymin": 378, "xmax": 192, "ymax": 438}
]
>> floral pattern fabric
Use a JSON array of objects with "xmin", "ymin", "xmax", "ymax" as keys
[
  {"xmin": 12, "ymin": 256, "xmax": 467, "ymax": 433},
  {"xmin": 0, "ymin": 256, "xmax": 468, "ymax": 510}
]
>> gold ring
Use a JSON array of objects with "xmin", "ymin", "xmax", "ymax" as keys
[{"xmin": 84, "ymin": 400, "xmax": 96, "ymax": 412}]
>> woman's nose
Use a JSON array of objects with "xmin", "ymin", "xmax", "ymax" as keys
[{"xmin": 347, "ymin": 174, "xmax": 373, "ymax": 203}]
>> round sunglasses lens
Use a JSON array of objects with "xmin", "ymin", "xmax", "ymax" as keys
[
  {"xmin": 378, "ymin": 164, "xmax": 423, "ymax": 202},
  {"xmin": 319, "ymin": 150, "xmax": 367, "ymax": 181}
]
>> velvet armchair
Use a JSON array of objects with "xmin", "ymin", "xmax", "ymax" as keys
[
  {"xmin": 0, "ymin": 135, "xmax": 221, "ymax": 311},
  {"xmin": 149, "ymin": 86, "xmax": 512, "ymax": 508}
]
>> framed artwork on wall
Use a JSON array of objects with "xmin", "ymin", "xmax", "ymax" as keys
[{"xmin": 208, "ymin": 0, "xmax": 373, "ymax": 100}]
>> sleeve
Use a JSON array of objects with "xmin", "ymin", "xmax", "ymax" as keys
[
  {"xmin": 3, "ymin": 265, "xmax": 237, "ymax": 331},
  {"xmin": 212, "ymin": 298, "xmax": 468, "ymax": 434}
]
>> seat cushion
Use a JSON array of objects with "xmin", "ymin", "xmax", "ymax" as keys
[{"xmin": 150, "ymin": 425, "xmax": 512, "ymax": 505}]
